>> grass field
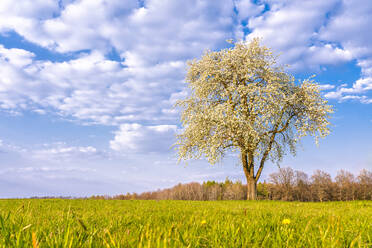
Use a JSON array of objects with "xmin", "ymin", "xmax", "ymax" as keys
[{"xmin": 0, "ymin": 199, "xmax": 370, "ymax": 247}]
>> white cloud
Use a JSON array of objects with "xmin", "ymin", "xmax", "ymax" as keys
[
  {"xmin": 315, "ymin": 0, "xmax": 372, "ymax": 103},
  {"xmin": 0, "ymin": 46, "xmax": 36, "ymax": 110},
  {"xmin": 1, "ymin": 0, "xmax": 234, "ymax": 56},
  {"xmin": 0, "ymin": 0, "xmax": 237, "ymax": 125},
  {"xmin": 235, "ymin": 0, "xmax": 265, "ymax": 20},
  {"xmin": 233, "ymin": 0, "xmax": 265, "ymax": 40},
  {"xmin": 242, "ymin": 0, "xmax": 372, "ymax": 103},
  {"xmin": 32, "ymin": 144, "xmax": 103, "ymax": 161},
  {"xmin": 245, "ymin": 0, "xmax": 353, "ymax": 70},
  {"xmin": 324, "ymin": 57, "xmax": 372, "ymax": 103},
  {"xmin": 0, "ymin": 139, "xmax": 105, "ymax": 162},
  {"xmin": 41, "ymin": 0, "xmax": 138, "ymax": 53},
  {"xmin": 0, "ymin": 0, "xmax": 59, "ymax": 48},
  {"xmin": 110, "ymin": 123, "xmax": 177, "ymax": 153},
  {"xmin": 0, "ymin": 45, "xmax": 35, "ymax": 66},
  {"xmin": 0, "ymin": 0, "xmax": 58, "ymax": 19},
  {"xmin": 0, "ymin": 166, "xmax": 96, "ymax": 175},
  {"xmin": 318, "ymin": 84, "xmax": 335, "ymax": 90},
  {"xmin": 319, "ymin": 0, "xmax": 372, "ymax": 58},
  {"xmin": 0, "ymin": 48, "xmax": 182, "ymax": 124},
  {"xmin": 307, "ymin": 44, "xmax": 352, "ymax": 65}
]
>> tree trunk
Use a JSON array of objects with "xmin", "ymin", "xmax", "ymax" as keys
[
  {"xmin": 241, "ymin": 150, "xmax": 258, "ymax": 200},
  {"xmin": 246, "ymin": 178, "xmax": 257, "ymax": 200}
]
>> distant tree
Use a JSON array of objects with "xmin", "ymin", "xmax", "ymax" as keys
[
  {"xmin": 172, "ymin": 183, "xmax": 188, "ymax": 200},
  {"xmin": 202, "ymin": 181, "xmax": 222, "ymax": 200},
  {"xmin": 185, "ymin": 182, "xmax": 203, "ymax": 200},
  {"xmin": 294, "ymin": 170, "xmax": 311, "ymax": 201},
  {"xmin": 335, "ymin": 170, "xmax": 355, "ymax": 201},
  {"xmin": 269, "ymin": 167, "xmax": 295, "ymax": 200},
  {"xmin": 357, "ymin": 169, "xmax": 372, "ymax": 200},
  {"xmin": 257, "ymin": 182, "xmax": 270, "ymax": 199},
  {"xmin": 176, "ymin": 38, "xmax": 332, "ymax": 199},
  {"xmin": 311, "ymin": 170, "xmax": 333, "ymax": 202},
  {"xmin": 223, "ymin": 180, "xmax": 245, "ymax": 200}
]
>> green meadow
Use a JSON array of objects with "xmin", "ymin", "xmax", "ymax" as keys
[{"xmin": 0, "ymin": 199, "xmax": 371, "ymax": 247}]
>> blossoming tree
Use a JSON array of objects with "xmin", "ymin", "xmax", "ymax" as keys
[{"xmin": 175, "ymin": 38, "xmax": 332, "ymax": 200}]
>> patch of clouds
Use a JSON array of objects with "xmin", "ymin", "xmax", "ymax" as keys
[
  {"xmin": 0, "ymin": 48, "xmax": 184, "ymax": 124},
  {"xmin": 41, "ymin": 0, "xmax": 138, "ymax": 53},
  {"xmin": 0, "ymin": 139, "xmax": 105, "ymax": 162},
  {"xmin": 0, "ymin": 0, "xmax": 58, "ymax": 19},
  {"xmin": 0, "ymin": 166, "xmax": 96, "ymax": 176},
  {"xmin": 244, "ymin": 0, "xmax": 372, "ymax": 103},
  {"xmin": 324, "ymin": 60, "xmax": 372, "ymax": 103},
  {"xmin": 0, "ymin": 0, "xmax": 60, "ymax": 48},
  {"xmin": 0, "ymin": 0, "xmax": 236, "ymax": 127},
  {"xmin": 110, "ymin": 123, "xmax": 177, "ymax": 153},
  {"xmin": 0, "ymin": 45, "xmax": 36, "ymax": 110},
  {"xmin": 115, "ymin": 0, "xmax": 234, "ymax": 63},
  {"xmin": 317, "ymin": 0, "xmax": 372, "ymax": 103},
  {"xmin": 235, "ymin": 0, "xmax": 265, "ymax": 20},
  {"xmin": 318, "ymin": 84, "xmax": 335, "ymax": 91},
  {"xmin": 245, "ymin": 0, "xmax": 352, "ymax": 70},
  {"xmin": 32, "ymin": 143, "xmax": 104, "ymax": 161},
  {"xmin": 0, "ymin": 141, "xmax": 28, "ymax": 154},
  {"xmin": 0, "ymin": 45, "xmax": 35, "ymax": 66}
]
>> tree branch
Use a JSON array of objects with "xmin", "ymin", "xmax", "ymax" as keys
[
  {"xmin": 255, "ymin": 132, "xmax": 276, "ymax": 181},
  {"xmin": 255, "ymin": 111, "xmax": 295, "ymax": 180},
  {"xmin": 222, "ymin": 143, "xmax": 236, "ymax": 149},
  {"xmin": 275, "ymin": 113, "xmax": 295, "ymax": 134},
  {"xmin": 241, "ymin": 150, "xmax": 249, "ymax": 179},
  {"xmin": 262, "ymin": 112, "xmax": 295, "ymax": 136}
]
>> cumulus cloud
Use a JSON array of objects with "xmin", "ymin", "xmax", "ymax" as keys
[
  {"xmin": 235, "ymin": 0, "xmax": 265, "ymax": 20},
  {"xmin": 41, "ymin": 0, "xmax": 138, "ymax": 52},
  {"xmin": 242, "ymin": 0, "xmax": 372, "ymax": 103},
  {"xmin": 0, "ymin": 0, "xmax": 237, "ymax": 125},
  {"xmin": 318, "ymin": 84, "xmax": 335, "ymax": 91},
  {"xmin": 245, "ymin": 0, "xmax": 353, "ymax": 70},
  {"xmin": 0, "ymin": 0, "xmax": 60, "ymax": 48},
  {"xmin": 110, "ymin": 123, "xmax": 177, "ymax": 153},
  {"xmin": 0, "ymin": 166, "xmax": 96, "ymax": 176},
  {"xmin": 0, "ymin": 138, "xmax": 105, "ymax": 162},
  {"xmin": 32, "ymin": 144, "xmax": 104, "ymax": 161},
  {"xmin": 327, "ymin": 62, "xmax": 372, "ymax": 103},
  {"xmin": 317, "ymin": 0, "xmax": 372, "ymax": 103},
  {"xmin": 0, "ymin": 47, "xmax": 185, "ymax": 124},
  {"xmin": 0, "ymin": 45, "xmax": 35, "ymax": 66},
  {"xmin": 0, "ymin": 45, "xmax": 35, "ymax": 110}
]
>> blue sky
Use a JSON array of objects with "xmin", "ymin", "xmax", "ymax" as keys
[{"xmin": 0, "ymin": 0, "xmax": 371, "ymax": 197}]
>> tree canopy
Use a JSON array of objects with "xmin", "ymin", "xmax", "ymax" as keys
[{"xmin": 175, "ymin": 38, "xmax": 333, "ymax": 199}]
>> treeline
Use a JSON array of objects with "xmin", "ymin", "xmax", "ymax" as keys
[{"xmin": 91, "ymin": 168, "xmax": 372, "ymax": 201}]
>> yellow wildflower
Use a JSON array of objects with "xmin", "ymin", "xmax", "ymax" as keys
[
  {"xmin": 282, "ymin": 218, "xmax": 291, "ymax": 225},
  {"xmin": 201, "ymin": 220, "xmax": 207, "ymax": 225}
]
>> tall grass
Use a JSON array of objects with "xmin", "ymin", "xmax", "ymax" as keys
[{"xmin": 0, "ymin": 199, "xmax": 370, "ymax": 247}]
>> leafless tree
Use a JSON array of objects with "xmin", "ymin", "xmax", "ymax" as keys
[
  {"xmin": 311, "ymin": 170, "xmax": 333, "ymax": 202},
  {"xmin": 269, "ymin": 167, "xmax": 295, "ymax": 200},
  {"xmin": 357, "ymin": 169, "xmax": 372, "ymax": 200},
  {"xmin": 294, "ymin": 170, "xmax": 311, "ymax": 201},
  {"xmin": 335, "ymin": 170, "xmax": 355, "ymax": 200}
]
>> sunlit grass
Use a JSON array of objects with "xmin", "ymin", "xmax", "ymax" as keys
[{"xmin": 0, "ymin": 199, "xmax": 370, "ymax": 247}]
